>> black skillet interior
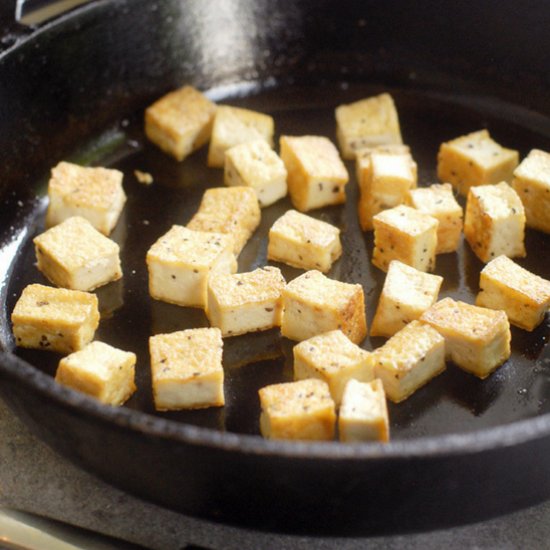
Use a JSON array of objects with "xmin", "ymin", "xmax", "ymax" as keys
[{"xmin": 2, "ymin": 79, "xmax": 550, "ymax": 440}]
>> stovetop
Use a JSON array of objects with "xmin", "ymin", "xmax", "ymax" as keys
[{"xmin": 1, "ymin": 396, "xmax": 549, "ymax": 550}]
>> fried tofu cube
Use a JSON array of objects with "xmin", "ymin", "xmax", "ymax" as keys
[
  {"xmin": 187, "ymin": 186, "xmax": 261, "ymax": 256},
  {"xmin": 407, "ymin": 183, "xmax": 463, "ymax": 254},
  {"xmin": 207, "ymin": 105, "xmax": 274, "ymax": 168},
  {"xmin": 373, "ymin": 320, "xmax": 445, "ymax": 403},
  {"xmin": 356, "ymin": 149, "xmax": 417, "ymax": 231},
  {"xmin": 335, "ymin": 93, "xmax": 403, "ymax": 160},
  {"xmin": 437, "ymin": 129, "xmax": 519, "ymax": 196},
  {"xmin": 149, "ymin": 328, "xmax": 224, "ymax": 410},
  {"xmin": 476, "ymin": 255, "xmax": 550, "ymax": 331},
  {"xmin": 281, "ymin": 270, "xmax": 367, "ymax": 344},
  {"xmin": 206, "ymin": 266, "xmax": 286, "ymax": 337},
  {"xmin": 147, "ymin": 225, "xmax": 236, "ymax": 309},
  {"xmin": 224, "ymin": 139, "xmax": 287, "ymax": 207},
  {"xmin": 267, "ymin": 209, "xmax": 342, "ymax": 273},
  {"xmin": 34, "ymin": 216, "xmax": 122, "ymax": 291},
  {"xmin": 293, "ymin": 330, "xmax": 374, "ymax": 406},
  {"xmin": 338, "ymin": 379, "xmax": 390, "ymax": 443},
  {"xmin": 144, "ymin": 85, "xmax": 216, "ymax": 161},
  {"xmin": 45, "ymin": 161, "xmax": 126, "ymax": 235},
  {"xmin": 420, "ymin": 297, "xmax": 511, "ymax": 378},
  {"xmin": 372, "ymin": 205, "xmax": 438, "ymax": 273},
  {"xmin": 512, "ymin": 149, "xmax": 550, "ymax": 234},
  {"xmin": 11, "ymin": 284, "xmax": 99, "ymax": 354},
  {"xmin": 280, "ymin": 135, "xmax": 349, "ymax": 212},
  {"xmin": 464, "ymin": 182, "xmax": 526, "ymax": 263},
  {"xmin": 55, "ymin": 341, "xmax": 136, "ymax": 405},
  {"xmin": 258, "ymin": 378, "xmax": 336, "ymax": 441},
  {"xmin": 371, "ymin": 260, "xmax": 443, "ymax": 338}
]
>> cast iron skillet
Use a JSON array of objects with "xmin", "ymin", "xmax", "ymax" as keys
[{"xmin": 0, "ymin": 0, "xmax": 550, "ymax": 536}]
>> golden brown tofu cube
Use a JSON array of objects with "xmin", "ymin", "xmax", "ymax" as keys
[
  {"xmin": 207, "ymin": 105, "xmax": 274, "ymax": 168},
  {"xmin": 55, "ymin": 341, "xmax": 136, "ymax": 405},
  {"xmin": 420, "ymin": 297, "xmax": 511, "ymax": 379},
  {"xmin": 34, "ymin": 216, "xmax": 122, "ymax": 291},
  {"xmin": 476, "ymin": 255, "xmax": 550, "ymax": 331},
  {"xmin": 259, "ymin": 378, "xmax": 336, "ymax": 441},
  {"xmin": 293, "ymin": 329, "xmax": 374, "ymax": 406},
  {"xmin": 281, "ymin": 270, "xmax": 368, "ymax": 344},
  {"xmin": 373, "ymin": 320, "xmax": 446, "ymax": 403},
  {"xmin": 146, "ymin": 225, "xmax": 236, "ymax": 309},
  {"xmin": 224, "ymin": 139, "xmax": 287, "ymax": 207},
  {"xmin": 464, "ymin": 182, "xmax": 526, "ymax": 263},
  {"xmin": 357, "ymin": 149, "xmax": 417, "ymax": 231},
  {"xmin": 437, "ymin": 129, "xmax": 519, "ymax": 196},
  {"xmin": 372, "ymin": 205, "xmax": 439, "ymax": 273},
  {"xmin": 267, "ymin": 209, "xmax": 342, "ymax": 273},
  {"xmin": 11, "ymin": 284, "xmax": 99, "ymax": 354},
  {"xmin": 280, "ymin": 135, "xmax": 349, "ymax": 212},
  {"xmin": 407, "ymin": 183, "xmax": 463, "ymax": 254},
  {"xmin": 46, "ymin": 161, "xmax": 126, "ymax": 235},
  {"xmin": 187, "ymin": 186, "xmax": 261, "ymax": 256},
  {"xmin": 339, "ymin": 379, "xmax": 390, "ymax": 442},
  {"xmin": 145, "ymin": 85, "xmax": 216, "ymax": 161},
  {"xmin": 512, "ymin": 149, "xmax": 550, "ymax": 234},
  {"xmin": 150, "ymin": 328, "xmax": 224, "ymax": 410},
  {"xmin": 206, "ymin": 266, "xmax": 286, "ymax": 337},
  {"xmin": 335, "ymin": 93, "xmax": 402, "ymax": 160},
  {"xmin": 370, "ymin": 260, "xmax": 443, "ymax": 338}
]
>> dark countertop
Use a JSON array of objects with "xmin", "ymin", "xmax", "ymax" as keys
[{"xmin": 1, "ymin": 396, "xmax": 550, "ymax": 550}]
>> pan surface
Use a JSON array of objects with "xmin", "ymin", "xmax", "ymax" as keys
[
  {"xmin": 3, "ymin": 82, "xmax": 550, "ymax": 439},
  {"xmin": 1, "ymin": 0, "xmax": 550, "ymax": 536}
]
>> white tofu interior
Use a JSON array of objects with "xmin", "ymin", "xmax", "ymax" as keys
[
  {"xmin": 149, "ymin": 262, "xmax": 205, "ymax": 307},
  {"xmin": 72, "ymin": 254, "xmax": 121, "ymax": 292},
  {"xmin": 155, "ymin": 376, "xmax": 223, "ymax": 410}
]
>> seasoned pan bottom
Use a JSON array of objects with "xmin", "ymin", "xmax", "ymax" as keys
[{"xmin": 4, "ymin": 82, "xmax": 550, "ymax": 442}]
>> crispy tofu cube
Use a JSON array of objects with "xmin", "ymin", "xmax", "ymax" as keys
[
  {"xmin": 146, "ymin": 225, "xmax": 236, "ymax": 309},
  {"xmin": 293, "ymin": 330, "xmax": 374, "ymax": 406},
  {"xmin": 407, "ymin": 183, "xmax": 463, "ymax": 254},
  {"xmin": 335, "ymin": 93, "xmax": 403, "ymax": 160},
  {"xmin": 371, "ymin": 260, "xmax": 443, "ymax": 338},
  {"xmin": 476, "ymin": 255, "xmax": 550, "ymax": 331},
  {"xmin": 338, "ymin": 379, "xmax": 390, "ymax": 443},
  {"xmin": 464, "ymin": 182, "xmax": 526, "ymax": 263},
  {"xmin": 144, "ymin": 85, "xmax": 216, "ymax": 161},
  {"xmin": 258, "ymin": 378, "xmax": 336, "ymax": 441},
  {"xmin": 512, "ymin": 149, "xmax": 550, "ymax": 234},
  {"xmin": 187, "ymin": 187, "xmax": 261, "ymax": 255},
  {"xmin": 356, "ymin": 149, "xmax": 417, "ymax": 231},
  {"xmin": 45, "ymin": 161, "xmax": 126, "ymax": 235},
  {"xmin": 224, "ymin": 139, "xmax": 287, "ymax": 207},
  {"xmin": 420, "ymin": 297, "xmax": 511, "ymax": 378},
  {"xmin": 281, "ymin": 270, "xmax": 367, "ymax": 344},
  {"xmin": 55, "ymin": 341, "xmax": 136, "ymax": 405},
  {"xmin": 11, "ymin": 284, "xmax": 99, "ymax": 354},
  {"xmin": 267, "ymin": 209, "xmax": 342, "ymax": 273},
  {"xmin": 280, "ymin": 135, "xmax": 349, "ymax": 212},
  {"xmin": 149, "ymin": 328, "xmax": 224, "ymax": 410},
  {"xmin": 207, "ymin": 105, "xmax": 274, "ymax": 168},
  {"xmin": 437, "ymin": 129, "xmax": 519, "ymax": 196},
  {"xmin": 34, "ymin": 216, "xmax": 122, "ymax": 291},
  {"xmin": 206, "ymin": 266, "xmax": 286, "ymax": 337},
  {"xmin": 372, "ymin": 205, "xmax": 438, "ymax": 273},
  {"xmin": 373, "ymin": 320, "xmax": 446, "ymax": 403}
]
